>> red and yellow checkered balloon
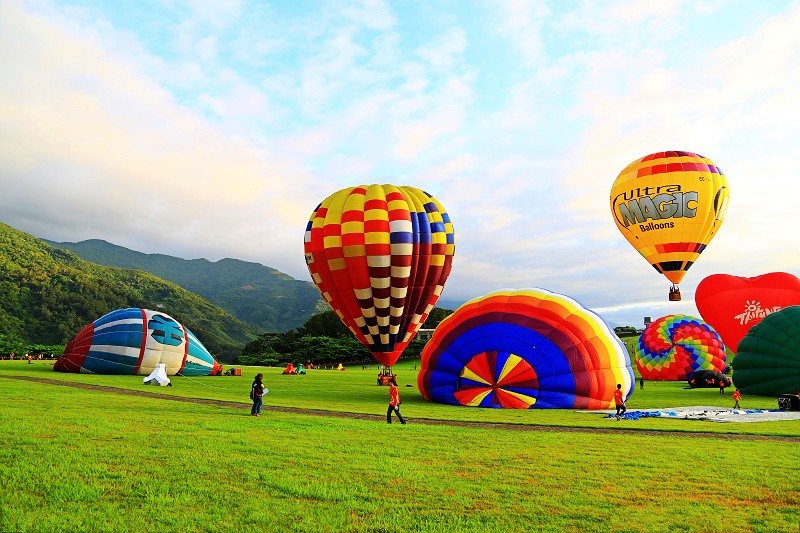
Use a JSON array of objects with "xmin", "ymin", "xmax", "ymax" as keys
[{"xmin": 304, "ymin": 185, "xmax": 455, "ymax": 366}]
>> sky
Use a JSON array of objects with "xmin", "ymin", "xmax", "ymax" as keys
[{"xmin": 1, "ymin": 0, "xmax": 799, "ymax": 327}]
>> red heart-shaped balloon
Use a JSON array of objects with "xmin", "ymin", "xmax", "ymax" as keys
[{"xmin": 695, "ymin": 272, "xmax": 800, "ymax": 353}]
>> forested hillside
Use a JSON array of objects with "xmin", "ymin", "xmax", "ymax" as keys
[
  {"xmin": 46, "ymin": 239, "xmax": 325, "ymax": 332},
  {"xmin": 1, "ymin": 222, "xmax": 258, "ymax": 358},
  {"xmin": 237, "ymin": 308, "xmax": 455, "ymax": 366}
]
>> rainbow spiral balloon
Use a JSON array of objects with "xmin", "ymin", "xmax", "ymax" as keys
[
  {"xmin": 418, "ymin": 289, "xmax": 634, "ymax": 409},
  {"xmin": 635, "ymin": 314, "xmax": 726, "ymax": 381}
]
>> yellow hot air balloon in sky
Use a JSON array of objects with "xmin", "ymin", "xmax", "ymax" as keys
[{"xmin": 610, "ymin": 151, "xmax": 729, "ymax": 301}]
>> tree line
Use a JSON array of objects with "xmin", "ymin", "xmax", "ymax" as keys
[{"xmin": 235, "ymin": 308, "xmax": 454, "ymax": 367}]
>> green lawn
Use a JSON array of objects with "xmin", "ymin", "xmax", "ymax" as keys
[
  {"xmin": 2, "ymin": 359, "xmax": 797, "ymax": 437},
  {"xmin": 1, "ymin": 376, "xmax": 798, "ymax": 533}
]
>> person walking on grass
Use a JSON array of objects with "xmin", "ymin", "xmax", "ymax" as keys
[
  {"xmin": 614, "ymin": 383, "xmax": 626, "ymax": 421},
  {"xmin": 250, "ymin": 373, "xmax": 266, "ymax": 416},
  {"xmin": 732, "ymin": 388, "xmax": 742, "ymax": 409},
  {"xmin": 387, "ymin": 377, "xmax": 406, "ymax": 424}
]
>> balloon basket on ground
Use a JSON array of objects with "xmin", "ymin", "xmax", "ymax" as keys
[
  {"xmin": 777, "ymin": 394, "xmax": 800, "ymax": 411},
  {"xmin": 376, "ymin": 366, "xmax": 396, "ymax": 386}
]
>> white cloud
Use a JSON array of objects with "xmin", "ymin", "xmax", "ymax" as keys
[
  {"xmin": 1, "ymin": 0, "xmax": 798, "ymax": 327},
  {"xmin": 495, "ymin": 0, "xmax": 551, "ymax": 65},
  {"xmin": 0, "ymin": 0, "xmax": 314, "ymax": 273},
  {"xmin": 173, "ymin": 0, "xmax": 245, "ymax": 29},
  {"xmin": 560, "ymin": 3, "xmax": 800, "ymax": 279},
  {"xmin": 340, "ymin": 0, "xmax": 397, "ymax": 31},
  {"xmin": 416, "ymin": 27, "xmax": 466, "ymax": 72},
  {"xmin": 558, "ymin": 0, "xmax": 685, "ymax": 35},
  {"xmin": 231, "ymin": 29, "xmax": 285, "ymax": 67},
  {"xmin": 195, "ymin": 35, "xmax": 219, "ymax": 61},
  {"xmin": 424, "ymin": 1, "xmax": 800, "ymax": 320}
]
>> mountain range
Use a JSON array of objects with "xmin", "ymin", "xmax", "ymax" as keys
[
  {"xmin": 44, "ymin": 238, "xmax": 326, "ymax": 333},
  {"xmin": 0, "ymin": 221, "xmax": 259, "ymax": 358}
]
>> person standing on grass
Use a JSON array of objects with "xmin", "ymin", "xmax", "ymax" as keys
[
  {"xmin": 639, "ymin": 377, "xmax": 644, "ymax": 390},
  {"xmin": 250, "ymin": 373, "xmax": 265, "ymax": 416},
  {"xmin": 614, "ymin": 383, "xmax": 626, "ymax": 421},
  {"xmin": 387, "ymin": 377, "xmax": 406, "ymax": 424},
  {"xmin": 732, "ymin": 388, "xmax": 742, "ymax": 409},
  {"xmin": 719, "ymin": 379, "xmax": 726, "ymax": 395}
]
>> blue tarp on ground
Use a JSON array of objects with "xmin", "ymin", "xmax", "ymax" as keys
[{"xmin": 602, "ymin": 408, "xmax": 792, "ymax": 422}]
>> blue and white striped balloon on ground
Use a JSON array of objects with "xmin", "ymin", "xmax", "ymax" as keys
[{"xmin": 54, "ymin": 308, "xmax": 222, "ymax": 376}]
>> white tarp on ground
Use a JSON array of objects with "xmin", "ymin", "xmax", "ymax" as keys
[
  {"xmin": 592, "ymin": 406, "xmax": 800, "ymax": 423},
  {"xmin": 143, "ymin": 363, "xmax": 171, "ymax": 386}
]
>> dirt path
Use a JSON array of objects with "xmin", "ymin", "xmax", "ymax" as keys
[{"xmin": 4, "ymin": 374, "xmax": 798, "ymax": 442}]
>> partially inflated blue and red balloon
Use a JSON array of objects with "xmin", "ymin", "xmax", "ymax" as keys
[{"xmin": 418, "ymin": 289, "xmax": 634, "ymax": 409}]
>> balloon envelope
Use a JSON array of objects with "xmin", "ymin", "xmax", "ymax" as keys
[
  {"xmin": 696, "ymin": 272, "xmax": 800, "ymax": 354},
  {"xmin": 610, "ymin": 151, "xmax": 729, "ymax": 290},
  {"xmin": 635, "ymin": 314, "xmax": 726, "ymax": 381},
  {"xmin": 418, "ymin": 289, "xmax": 634, "ymax": 409},
  {"xmin": 733, "ymin": 305, "xmax": 800, "ymax": 396},
  {"xmin": 688, "ymin": 370, "xmax": 731, "ymax": 389},
  {"xmin": 54, "ymin": 308, "xmax": 221, "ymax": 376},
  {"xmin": 304, "ymin": 184, "xmax": 455, "ymax": 367}
]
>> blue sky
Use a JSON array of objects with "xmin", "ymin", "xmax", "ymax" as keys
[{"xmin": 1, "ymin": 0, "xmax": 799, "ymax": 327}]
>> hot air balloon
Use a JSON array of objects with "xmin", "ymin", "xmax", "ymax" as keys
[
  {"xmin": 733, "ymin": 305, "xmax": 800, "ymax": 396},
  {"xmin": 54, "ymin": 308, "xmax": 222, "ymax": 376},
  {"xmin": 687, "ymin": 369, "xmax": 731, "ymax": 389},
  {"xmin": 635, "ymin": 315, "xmax": 726, "ymax": 381},
  {"xmin": 418, "ymin": 289, "xmax": 634, "ymax": 409},
  {"xmin": 695, "ymin": 272, "xmax": 800, "ymax": 354},
  {"xmin": 304, "ymin": 184, "xmax": 455, "ymax": 367},
  {"xmin": 610, "ymin": 151, "xmax": 729, "ymax": 301}
]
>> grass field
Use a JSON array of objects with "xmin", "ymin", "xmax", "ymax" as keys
[
  {"xmin": 1, "ymin": 360, "xmax": 799, "ymax": 532},
  {"xmin": 3, "ymin": 359, "xmax": 798, "ymax": 437}
]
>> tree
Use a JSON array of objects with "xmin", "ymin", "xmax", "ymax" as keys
[
  {"xmin": 288, "ymin": 336, "xmax": 372, "ymax": 364},
  {"xmin": 295, "ymin": 311, "xmax": 350, "ymax": 338},
  {"xmin": 237, "ymin": 306, "xmax": 455, "ymax": 366},
  {"xmin": 614, "ymin": 326, "xmax": 640, "ymax": 337},
  {"xmin": 0, "ymin": 333, "xmax": 26, "ymax": 356},
  {"xmin": 422, "ymin": 307, "xmax": 454, "ymax": 329}
]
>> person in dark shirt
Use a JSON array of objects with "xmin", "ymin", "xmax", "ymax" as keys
[{"xmin": 250, "ymin": 373, "xmax": 265, "ymax": 416}]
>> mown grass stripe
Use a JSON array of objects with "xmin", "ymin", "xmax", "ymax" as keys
[{"xmin": 3, "ymin": 374, "xmax": 797, "ymax": 443}]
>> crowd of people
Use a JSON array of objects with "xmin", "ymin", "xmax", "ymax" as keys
[{"xmin": 0, "ymin": 352, "xmax": 54, "ymax": 361}]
